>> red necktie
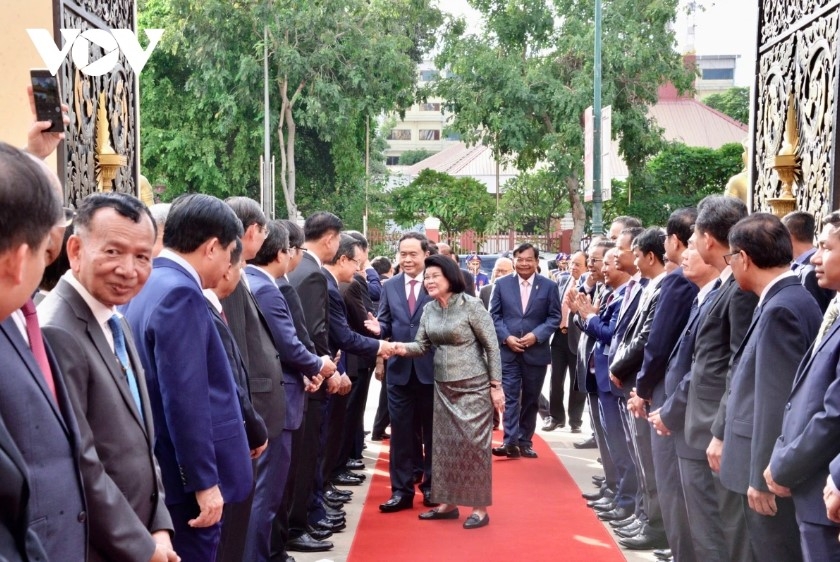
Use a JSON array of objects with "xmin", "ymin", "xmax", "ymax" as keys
[
  {"xmin": 220, "ymin": 309, "xmax": 229, "ymax": 325},
  {"xmin": 408, "ymin": 280, "xmax": 418, "ymax": 315},
  {"xmin": 21, "ymin": 298, "xmax": 57, "ymax": 402}
]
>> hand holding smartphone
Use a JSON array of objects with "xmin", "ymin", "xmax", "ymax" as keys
[{"xmin": 30, "ymin": 69, "xmax": 65, "ymax": 133}]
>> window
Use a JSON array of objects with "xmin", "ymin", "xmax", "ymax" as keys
[
  {"xmin": 386, "ymin": 156, "xmax": 400, "ymax": 165},
  {"xmin": 419, "ymin": 70, "xmax": 439, "ymax": 82},
  {"xmin": 701, "ymin": 68, "xmax": 734, "ymax": 80},
  {"xmin": 387, "ymin": 129, "xmax": 411, "ymax": 141},
  {"xmin": 419, "ymin": 102, "xmax": 441, "ymax": 112},
  {"xmin": 419, "ymin": 129, "xmax": 441, "ymax": 141}
]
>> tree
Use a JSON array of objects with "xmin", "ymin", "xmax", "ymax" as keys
[
  {"xmin": 703, "ymin": 87, "xmax": 750, "ymax": 125},
  {"xmin": 433, "ymin": 0, "xmax": 694, "ymax": 248},
  {"xmin": 496, "ymin": 169, "xmax": 570, "ymax": 235},
  {"xmin": 399, "ymin": 149, "xmax": 435, "ymax": 165},
  {"xmin": 390, "ymin": 169, "xmax": 496, "ymax": 241},
  {"xmin": 603, "ymin": 142, "xmax": 744, "ymax": 225}
]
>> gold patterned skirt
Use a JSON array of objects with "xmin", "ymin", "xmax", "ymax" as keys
[{"xmin": 430, "ymin": 374, "xmax": 494, "ymax": 507}]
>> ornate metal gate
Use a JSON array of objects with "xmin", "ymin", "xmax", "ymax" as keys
[
  {"xmin": 56, "ymin": 0, "xmax": 138, "ymax": 206},
  {"xmin": 752, "ymin": 0, "xmax": 840, "ymax": 218}
]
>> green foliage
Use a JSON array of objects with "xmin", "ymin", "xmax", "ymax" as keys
[
  {"xmin": 390, "ymin": 169, "xmax": 496, "ymax": 239},
  {"xmin": 601, "ymin": 142, "xmax": 744, "ymax": 225},
  {"xmin": 399, "ymin": 149, "xmax": 435, "ymax": 166},
  {"xmin": 496, "ymin": 169, "xmax": 570, "ymax": 234},
  {"xmin": 703, "ymin": 87, "xmax": 750, "ymax": 125}
]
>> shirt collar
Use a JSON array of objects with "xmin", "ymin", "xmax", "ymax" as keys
[
  {"xmin": 696, "ymin": 278, "xmax": 718, "ymax": 305},
  {"xmin": 63, "ymin": 271, "xmax": 117, "ymax": 328},
  {"xmin": 758, "ymin": 270, "xmax": 797, "ymax": 306},
  {"xmin": 405, "ymin": 271, "xmax": 424, "ymax": 285},
  {"xmin": 202, "ymin": 289, "xmax": 223, "ymax": 313},
  {"xmin": 518, "ymin": 273, "xmax": 536, "ymax": 286},
  {"xmin": 795, "ymin": 247, "xmax": 816, "ymax": 265},
  {"xmin": 304, "ymin": 248, "xmax": 322, "ymax": 268},
  {"xmin": 158, "ymin": 248, "xmax": 202, "ymax": 288},
  {"xmin": 246, "ymin": 264, "xmax": 276, "ymax": 285}
]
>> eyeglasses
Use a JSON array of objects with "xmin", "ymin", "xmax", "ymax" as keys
[
  {"xmin": 289, "ymin": 246, "xmax": 301, "ymax": 254},
  {"xmin": 723, "ymin": 250, "xmax": 742, "ymax": 265},
  {"xmin": 350, "ymin": 257, "xmax": 363, "ymax": 270},
  {"xmin": 59, "ymin": 206, "xmax": 75, "ymax": 227}
]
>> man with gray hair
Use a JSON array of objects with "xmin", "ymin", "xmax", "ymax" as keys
[{"xmin": 149, "ymin": 203, "xmax": 171, "ymax": 258}]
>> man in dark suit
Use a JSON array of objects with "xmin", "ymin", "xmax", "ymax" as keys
[
  {"xmin": 0, "ymin": 142, "xmax": 77, "ymax": 561},
  {"xmin": 682, "ymin": 195, "xmax": 758, "ymax": 562},
  {"xmin": 123, "ymin": 194, "xmax": 253, "ymax": 560},
  {"xmin": 718, "ymin": 214, "xmax": 819, "ymax": 561},
  {"xmin": 39, "ymin": 192, "xmax": 177, "ymax": 562},
  {"xmin": 490, "ymin": 243, "xmax": 562, "ymax": 458},
  {"xmin": 765, "ymin": 211, "xmax": 840, "ymax": 562},
  {"xmin": 375, "ymin": 233, "xmax": 436, "ymax": 512},
  {"xmin": 545, "ymin": 251, "xmax": 587, "ymax": 433},
  {"xmin": 649, "ymin": 226, "xmax": 719, "ymax": 562},
  {"xmin": 244, "ymin": 221, "xmax": 336, "ymax": 561},
  {"xmin": 479, "ymin": 256, "xmax": 513, "ymax": 310},
  {"xmin": 783, "ymin": 211, "xmax": 835, "ymax": 313}
]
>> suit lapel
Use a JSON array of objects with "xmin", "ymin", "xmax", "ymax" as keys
[{"xmin": 792, "ymin": 313, "xmax": 840, "ymax": 390}]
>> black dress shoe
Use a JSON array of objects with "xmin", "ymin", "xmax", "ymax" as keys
[
  {"xmin": 286, "ymin": 533, "xmax": 333, "ymax": 552},
  {"xmin": 326, "ymin": 483, "xmax": 353, "ymax": 497},
  {"xmin": 312, "ymin": 518, "xmax": 346, "ymax": 532},
  {"xmin": 574, "ymin": 436, "xmax": 598, "ymax": 449},
  {"xmin": 591, "ymin": 501, "xmax": 616, "ymax": 513},
  {"xmin": 654, "ymin": 549, "xmax": 673, "ymax": 559},
  {"xmin": 492, "ymin": 444, "xmax": 520, "ymax": 458},
  {"xmin": 591, "ymin": 474, "xmax": 606, "ymax": 484},
  {"xmin": 570, "ymin": 425, "xmax": 582, "ymax": 433},
  {"xmin": 323, "ymin": 497, "xmax": 345, "ymax": 510},
  {"xmin": 609, "ymin": 515, "xmax": 638, "ymax": 528},
  {"xmin": 379, "ymin": 495, "xmax": 413, "ymax": 513},
  {"xmin": 418, "ymin": 507, "xmax": 460, "ymax": 520},
  {"xmin": 345, "ymin": 458, "xmax": 365, "ymax": 470},
  {"xmin": 542, "ymin": 417, "xmax": 564, "ymax": 431},
  {"xmin": 332, "ymin": 473, "xmax": 363, "ymax": 486},
  {"xmin": 371, "ymin": 432, "xmax": 390, "ymax": 441},
  {"xmin": 422, "ymin": 490, "xmax": 439, "ymax": 507},
  {"xmin": 614, "ymin": 519, "xmax": 644, "ymax": 538},
  {"xmin": 587, "ymin": 495, "xmax": 614, "ymax": 509},
  {"xmin": 597, "ymin": 506, "xmax": 633, "ymax": 521},
  {"xmin": 463, "ymin": 513, "xmax": 489, "ymax": 529},
  {"xmin": 520, "ymin": 445, "xmax": 538, "ymax": 458},
  {"xmin": 323, "ymin": 505, "xmax": 345, "ymax": 519},
  {"xmin": 304, "ymin": 525, "xmax": 332, "ymax": 541},
  {"xmin": 618, "ymin": 528, "xmax": 668, "ymax": 550},
  {"xmin": 339, "ymin": 469, "xmax": 366, "ymax": 481}
]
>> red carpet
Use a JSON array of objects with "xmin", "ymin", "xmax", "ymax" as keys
[{"xmin": 348, "ymin": 431, "xmax": 625, "ymax": 562}]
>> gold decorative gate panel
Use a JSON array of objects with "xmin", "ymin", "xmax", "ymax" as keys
[{"xmin": 753, "ymin": 0, "xmax": 840, "ymax": 218}]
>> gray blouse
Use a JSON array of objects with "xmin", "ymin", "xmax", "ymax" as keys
[{"xmin": 403, "ymin": 292, "xmax": 502, "ymax": 384}]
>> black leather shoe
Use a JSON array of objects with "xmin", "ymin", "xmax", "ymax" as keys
[
  {"xmin": 574, "ymin": 436, "xmax": 598, "ymax": 449},
  {"xmin": 332, "ymin": 473, "xmax": 363, "ymax": 486},
  {"xmin": 618, "ymin": 528, "xmax": 668, "ymax": 550},
  {"xmin": 312, "ymin": 518, "xmax": 346, "ymax": 532},
  {"xmin": 371, "ymin": 432, "xmax": 390, "ymax": 441},
  {"xmin": 570, "ymin": 426, "xmax": 582, "ymax": 433},
  {"xmin": 463, "ymin": 513, "xmax": 490, "ymax": 529},
  {"xmin": 614, "ymin": 519, "xmax": 644, "ymax": 538},
  {"xmin": 338, "ymin": 469, "xmax": 366, "ymax": 481},
  {"xmin": 419, "ymin": 507, "xmax": 460, "ymax": 520},
  {"xmin": 345, "ymin": 458, "xmax": 365, "ymax": 470},
  {"xmin": 286, "ymin": 533, "xmax": 333, "ymax": 552},
  {"xmin": 654, "ymin": 549, "xmax": 673, "ymax": 560},
  {"xmin": 304, "ymin": 525, "xmax": 332, "ymax": 541},
  {"xmin": 520, "ymin": 445, "xmax": 538, "ymax": 458},
  {"xmin": 422, "ymin": 490, "xmax": 439, "ymax": 507},
  {"xmin": 492, "ymin": 444, "xmax": 520, "ymax": 458},
  {"xmin": 597, "ymin": 506, "xmax": 633, "ymax": 521},
  {"xmin": 323, "ymin": 497, "xmax": 346, "ymax": 510},
  {"xmin": 582, "ymin": 487, "xmax": 613, "ymax": 501},
  {"xmin": 591, "ymin": 500, "xmax": 616, "ymax": 513},
  {"xmin": 542, "ymin": 417, "xmax": 564, "ymax": 431},
  {"xmin": 591, "ymin": 474, "xmax": 606, "ymax": 484},
  {"xmin": 609, "ymin": 515, "xmax": 638, "ymax": 528},
  {"xmin": 587, "ymin": 495, "xmax": 614, "ymax": 509},
  {"xmin": 379, "ymin": 495, "xmax": 413, "ymax": 513},
  {"xmin": 323, "ymin": 504, "xmax": 345, "ymax": 519},
  {"xmin": 326, "ymin": 484, "xmax": 352, "ymax": 497}
]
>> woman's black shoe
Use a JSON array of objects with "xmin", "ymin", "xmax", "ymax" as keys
[{"xmin": 418, "ymin": 507, "xmax": 460, "ymax": 520}]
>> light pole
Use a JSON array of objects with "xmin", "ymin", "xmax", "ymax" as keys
[{"xmin": 591, "ymin": 0, "xmax": 604, "ymax": 236}]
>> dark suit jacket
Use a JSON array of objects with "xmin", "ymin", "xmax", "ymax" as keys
[
  {"xmin": 207, "ymin": 301, "xmax": 268, "ymax": 449},
  {"xmin": 719, "ymin": 277, "xmax": 820, "ymax": 495},
  {"xmin": 221, "ymin": 278, "xmax": 286, "ymax": 438},
  {"xmin": 552, "ymin": 274, "xmax": 582, "ymax": 354},
  {"xmin": 340, "ymin": 272, "xmax": 378, "ymax": 375},
  {"xmin": 123, "ymin": 257, "xmax": 252, "ymax": 506},
  {"xmin": 684, "ymin": 275, "xmax": 759, "ymax": 450},
  {"xmin": 489, "ymin": 273, "xmax": 562, "ymax": 366},
  {"xmin": 324, "ymin": 270, "xmax": 381, "ymax": 360},
  {"xmin": 580, "ymin": 286, "xmax": 625, "ymax": 393},
  {"xmin": 0, "ymin": 317, "xmax": 87, "ymax": 561},
  {"xmin": 607, "ymin": 279, "xmax": 644, "ymax": 366},
  {"xmin": 479, "ymin": 283, "xmax": 493, "ymax": 310},
  {"xmin": 39, "ymin": 279, "xmax": 173, "ymax": 561},
  {"xmin": 377, "ymin": 273, "xmax": 435, "ymax": 385},
  {"xmin": 610, "ymin": 275, "xmax": 666, "ymax": 388},
  {"xmin": 769, "ymin": 300, "xmax": 840, "ymax": 525},
  {"xmin": 276, "ymin": 278, "xmax": 312, "ymax": 431},
  {"xmin": 461, "ymin": 267, "xmax": 476, "ymax": 297},
  {"xmin": 633, "ymin": 269, "xmax": 697, "ymax": 400}
]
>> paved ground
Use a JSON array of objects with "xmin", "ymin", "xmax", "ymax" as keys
[{"xmin": 291, "ymin": 376, "xmax": 658, "ymax": 562}]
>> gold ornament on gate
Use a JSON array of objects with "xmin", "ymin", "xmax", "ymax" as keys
[
  {"xmin": 95, "ymin": 91, "xmax": 127, "ymax": 191},
  {"xmin": 768, "ymin": 92, "xmax": 800, "ymax": 218}
]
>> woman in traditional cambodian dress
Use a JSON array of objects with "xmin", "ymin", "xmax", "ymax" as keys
[{"xmin": 397, "ymin": 254, "xmax": 504, "ymax": 529}]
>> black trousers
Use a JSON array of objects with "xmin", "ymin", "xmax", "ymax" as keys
[{"xmin": 549, "ymin": 334, "xmax": 586, "ymax": 427}]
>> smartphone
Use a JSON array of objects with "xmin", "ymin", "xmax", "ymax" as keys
[{"xmin": 30, "ymin": 69, "xmax": 64, "ymax": 133}]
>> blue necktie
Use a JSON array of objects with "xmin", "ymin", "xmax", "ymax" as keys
[{"xmin": 108, "ymin": 315, "xmax": 144, "ymax": 422}]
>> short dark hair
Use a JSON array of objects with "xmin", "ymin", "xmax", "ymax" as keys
[
  {"xmin": 230, "ymin": 238, "xmax": 243, "ymax": 265},
  {"xmin": 345, "ymin": 230, "xmax": 368, "ymax": 251},
  {"xmin": 590, "ymin": 239, "xmax": 616, "ymax": 252},
  {"xmin": 163, "ymin": 194, "xmax": 243, "ymax": 253},
  {"xmin": 398, "ymin": 232, "xmax": 429, "ymax": 252},
  {"xmin": 632, "ymin": 227, "xmax": 666, "ymax": 265},
  {"xmin": 249, "ymin": 221, "xmax": 289, "ymax": 266},
  {"xmin": 695, "ymin": 195, "xmax": 749, "ymax": 244},
  {"xmin": 280, "ymin": 220, "xmax": 304, "ymax": 248},
  {"xmin": 304, "ymin": 212, "xmax": 343, "ymax": 241},
  {"xmin": 619, "ymin": 226, "xmax": 645, "ymax": 245},
  {"xmin": 782, "ymin": 211, "xmax": 815, "ymax": 244},
  {"xmin": 0, "ymin": 143, "xmax": 62, "ymax": 254},
  {"xmin": 225, "ymin": 196, "xmax": 265, "ymax": 230},
  {"xmin": 612, "ymin": 215, "xmax": 642, "ymax": 229},
  {"xmin": 371, "ymin": 256, "xmax": 392, "ymax": 276},
  {"xmin": 40, "ymin": 225, "xmax": 73, "ymax": 291},
  {"xmin": 823, "ymin": 211, "xmax": 840, "ymax": 230},
  {"xmin": 513, "ymin": 242, "xmax": 539, "ymax": 259},
  {"xmin": 666, "ymin": 207, "xmax": 697, "ymax": 247},
  {"xmin": 728, "ymin": 213, "xmax": 793, "ymax": 269},
  {"xmin": 327, "ymin": 233, "xmax": 362, "ymax": 265},
  {"xmin": 74, "ymin": 192, "xmax": 157, "ymax": 239},
  {"xmin": 424, "ymin": 254, "xmax": 466, "ymax": 294},
  {"xmin": 427, "ymin": 242, "xmax": 439, "ymax": 255}
]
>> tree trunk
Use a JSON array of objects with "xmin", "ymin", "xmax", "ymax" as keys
[{"xmin": 565, "ymin": 175, "xmax": 586, "ymax": 251}]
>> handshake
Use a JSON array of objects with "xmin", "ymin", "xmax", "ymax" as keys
[{"xmin": 377, "ymin": 341, "xmax": 407, "ymax": 358}]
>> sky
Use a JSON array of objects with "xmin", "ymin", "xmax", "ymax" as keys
[{"xmin": 438, "ymin": 0, "xmax": 758, "ymax": 87}]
